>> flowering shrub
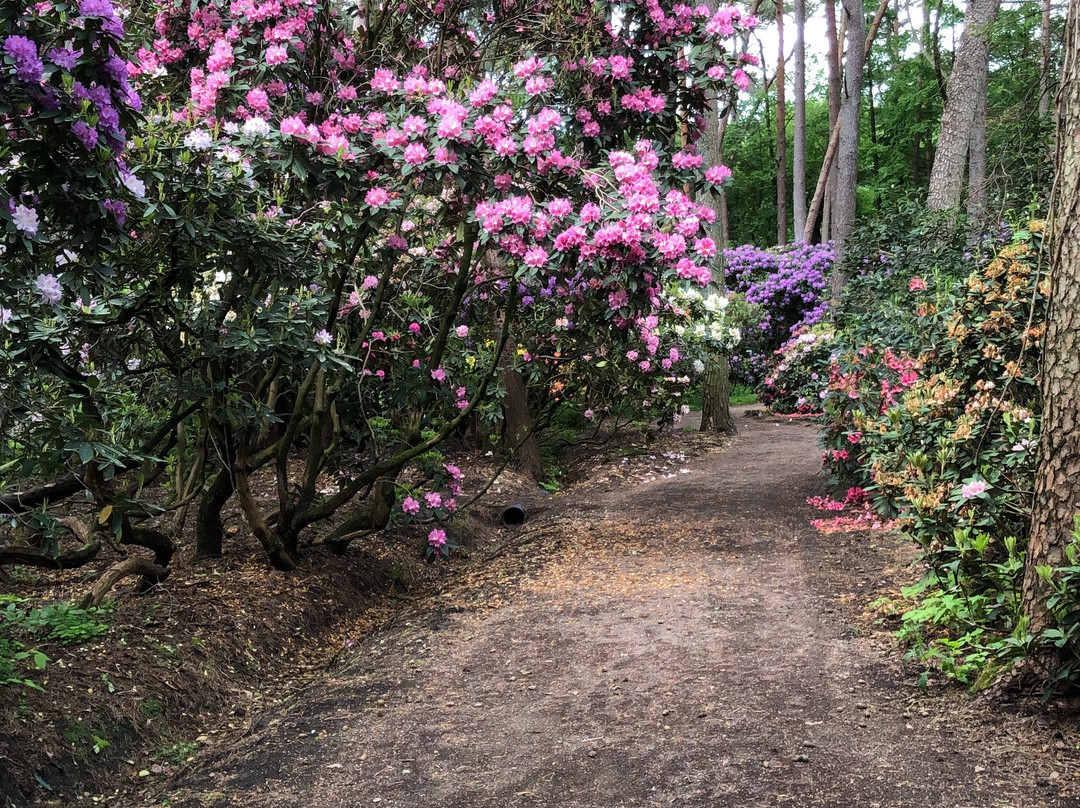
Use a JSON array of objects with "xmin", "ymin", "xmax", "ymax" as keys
[
  {"xmin": 1, "ymin": 0, "xmax": 762, "ymax": 569},
  {"xmin": 757, "ymin": 325, "xmax": 835, "ymax": 414},
  {"xmin": 821, "ymin": 220, "xmax": 1046, "ymax": 587},
  {"xmin": 812, "ymin": 212, "xmax": 1048, "ymax": 688},
  {"xmin": 723, "ymin": 241, "xmax": 832, "ymax": 385}
]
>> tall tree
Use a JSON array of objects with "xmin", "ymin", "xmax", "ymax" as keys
[
  {"xmin": 804, "ymin": 0, "xmax": 889, "ymax": 245},
  {"xmin": 696, "ymin": 0, "xmax": 751, "ymax": 436},
  {"xmin": 965, "ymin": 64, "xmax": 989, "ymax": 221},
  {"xmin": 1040, "ymin": 0, "xmax": 1053, "ymax": 118},
  {"xmin": 792, "ymin": 0, "xmax": 807, "ymax": 238},
  {"xmin": 775, "ymin": 0, "xmax": 789, "ymax": 245},
  {"xmin": 926, "ymin": 0, "xmax": 1003, "ymax": 211},
  {"xmin": 822, "ymin": 0, "xmax": 843, "ymax": 240},
  {"xmin": 830, "ymin": 0, "xmax": 866, "ymax": 275},
  {"xmin": 1021, "ymin": 0, "xmax": 1080, "ymax": 655}
]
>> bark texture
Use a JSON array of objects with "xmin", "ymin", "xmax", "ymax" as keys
[
  {"xmin": 699, "ymin": 354, "xmax": 737, "ymax": 435},
  {"xmin": 499, "ymin": 338, "xmax": 543, "ymax": 482},
  {"xmin": 792, "ymin": 0, "xmax": 807, "ymax": 238},
  {"xmin": 925, "ymin": 0, "xmax": 1002, "ymax": 211},
  {"xmin": 78, "ymin": 557, "xmax": 167, "ymax": 610},
  {"xmin": 965, "ymin": 67, "xmax": 989, "ymax": 225},
  {"xmin": 693, "ymin": 0, "xmax": 741, "ymax": 435},
  {"xmin": 831, "ymin": 0, "xmax": 866, "ymax": 274},
  {"xmin": 775, "ymin": 0, "xmax": 788, "ymax": 246},
  {"xmin": 1021, "ymin": 0, "xmax": 1080, "ymax": 641},
  {"xmin": 194, "ymin": 466, "xmax": 234, "ymax": 560},
  {"xmin": 803, "ymin": 0, "xmax": 889, "ymax": 246},
  {"xmin": 1040, "ymin": 0, "xmax": 1053, "ymax": 119}
]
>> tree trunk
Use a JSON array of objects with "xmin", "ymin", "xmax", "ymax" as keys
[
  {"xmin": 695, "ymin": 0, "xmax": 739, "ymax": 434},
  {"xmin": 965, "ymin": 65, "xmax": 989, "ymax": 226},
  {"xmin": 867, "ymin": 57, "xmax": 880, "ymax": 209},
  {"xmin": 792, "ymin": 0, "xmax": 807, "ymax": 238},
  {"xmin": 699, "ymin": 354, "xmax": 737, "ymax": 435},
  {"xmin": 775, "ymin": 0, "xmax": 788, "ymax": 246},
  {"xmin": 823, "ymin": 0, "xmax": 842, "ymax": 240},
  {"xmin": 194, "ymin": 466, "xmax": 234, "ymax": 560},
  {"xmin": 78, "ymin": 558, "xmax": 168, "ymax": 610},
  {"xmin": 1040, "ymin": 0, "xmax": 1053, "ymax": 118},
  {"xmin": 831, "ymin": 0, "xmax": 866, "ymax": 274},
  {"xmin": 806, "ymin": 0, "xmax": 889, "ymax": 245},
  {"xmin": 926, "ymin": 0, "xmax": 1002, "ymax": 211},
  {"xmin": 1021, "ymin": 0, "xmax": 1080, "ymax": 653},
  {"xmin": 499, "ymin": 338, "xmax": 543, "ymax": 482}
]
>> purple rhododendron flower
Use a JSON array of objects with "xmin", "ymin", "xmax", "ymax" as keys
[
  {"xmin": 48, "ymin": 46, "xmax": 80, "ymax": 71},
  {"xmin": 72, "ymin": 120, "xmax": 99, "ymax": 150},
  {"xmin": 102, "ymin": 199, "xmax": 126, "ymax": 224},
  {"xmin": 4, "ymin": 36, "xmax": 44, "ymax": 83},
  {"xmin": 78, "ymin": 0, "xmax": 115, "ymax": 15}
]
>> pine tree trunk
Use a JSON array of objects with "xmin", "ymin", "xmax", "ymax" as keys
[
  {"xmin": 926, "ymin": 0, "xmax": 1002, "ymax": 211},
  {"xmin": 1021, "ymin": 0, "xmax": 1080, "ymax": 650},
  {"xmin": 832, "ymin": 0, "xmax": 866, "ymax": 269},
  {"xmin": 792, "ymin": 0, "xmax": 807, "ymax": 238},
  {"xmin": 823, "ymin": 0, "xmax": 842, "ymax": 241},
  {"xmin": 1039, "ymin": 0, "xmax": 1053, "ymax": 118},
  {"xmin": 699, "ymin": 354, "xmax": 736, "ymax": 435},
  {"xmin": 965, "ymin": 68, "xmax": 989, "ymax": 226},
  {"xmin": 775, "ymin": 0, "xmax": 788, "ymax": 246},
  {"xmin": 802, "ymin": 0, "xmax": 889, "ymax": 246}
]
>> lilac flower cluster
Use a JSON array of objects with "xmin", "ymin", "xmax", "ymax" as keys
[{"xmin": 725, "ymin": 241, "xmax": 833, "ymax": 346}]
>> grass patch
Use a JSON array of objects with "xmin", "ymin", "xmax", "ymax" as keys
[{"xmin": 730, "ymin": 383, "xmax": 757, "ymax": 405}]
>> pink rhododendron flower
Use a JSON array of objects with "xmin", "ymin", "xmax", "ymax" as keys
[
  {"xmin": 365, "ymin": 187, "xmax": 389, "ymax": 207},
  {"xmin": 961, "ymin": 480, "xmax": 989, "ymax": 499},
  {"xmin": 705, "ymin": 165, "xmax": 732, "ymax": 183},
  {"xmin": 265, "ymin": 44, "xmax": 287, "ymax": 64},
  {"xmin": 523, "ymin": 246, "xmax": 548, "ymax": 268},
  {"xmin": 402, "ymin": 497, "xmax": 420, "ymax": 515}
]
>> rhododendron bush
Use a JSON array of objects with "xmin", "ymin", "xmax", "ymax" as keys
[
  {"xmin": 756, "ymin": 325, "xmax": 834, "ymax": 415},
  {"xmin": 722, "ymin": 241, "xmax": 832, "ymax": 388},
  {"xmin": 819, "ymin": 220, "xmax": 1045, "ymax": 596},
  {"xmin": 1, "ymin": 0, "xmax": 757, "ymax": 570}
]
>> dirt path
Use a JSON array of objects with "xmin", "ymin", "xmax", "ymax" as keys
[{"xmin": 154, "ymin": 413, "xmax": 1077, "ymax": 808}]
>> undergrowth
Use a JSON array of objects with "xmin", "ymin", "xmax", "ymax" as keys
[{"xmin": 0, "ymin": 596, "xmax": 113, "ymax": 691}]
